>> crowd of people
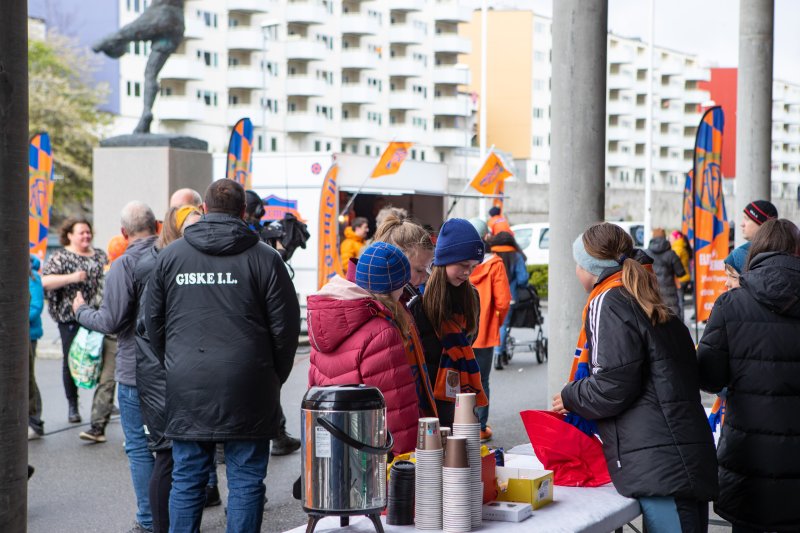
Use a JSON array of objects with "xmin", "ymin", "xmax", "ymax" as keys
[{"xmin": 26, "ymin": 185, "xmax": 800, "ymax": 533}]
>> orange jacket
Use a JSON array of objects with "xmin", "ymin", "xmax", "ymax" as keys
[
  {"xmin": 469, "ymin": 254, "xmax": 511, "ymax": 348},
  {"xmin": 340, "ymin": 226, "xmax": 365, "ymax": 274},
  {"xmin": 488, "ymin": 215, "xmax": 513, "ymax": 236}
]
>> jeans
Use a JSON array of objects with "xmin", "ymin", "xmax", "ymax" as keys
[
  {"xmin": 58, "ymin": 322, "xmax": 80, "ymax": 404},
  {"xmin": 639, "ymin": 496, "xmax": 709, "ymax": 533},
  {"xmin": 29, "ymin": 341, "xmax": 44, "ymax": 434},
  {"xmin": 119, "ymin": 384, "xmax": 155, "ymax": 530},
  {"xmin": 495, "ymin": 312, "xmax": 512, "ymax": 357},
  {"xmin": 474, "ymin": 347, "xmax": 494, "ymax": 431},
  {"xmin": 170, "ymin": 439, "xmax": 270, "ymax": 533}
]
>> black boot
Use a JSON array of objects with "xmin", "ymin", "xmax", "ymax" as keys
[
  {"xmin": 68, "ymin": 401, "xmax": 81, "ymax": 423},
  {"xmin": 271, "ymin": 429, "xmax": 301, "ymax": 456},
  {"xmin": 493, "ymin": 353, "xmax": 504, "ymax": 371}
]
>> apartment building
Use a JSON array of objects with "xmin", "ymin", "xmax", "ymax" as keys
[
  {"xmin": 460, "ymin": 11, "xmax": 711, "ymax": 195},
  {"xmin": 106, "ymin": 0, "xmax": 478, "ymax": 166}
]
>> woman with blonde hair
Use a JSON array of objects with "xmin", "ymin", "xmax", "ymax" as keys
[{"xmin": 552, "ymin": 222, "xmax": 717, "ymax": 531}]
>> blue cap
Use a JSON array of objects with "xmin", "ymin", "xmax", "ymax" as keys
[
  {"xmin": 433, "ymin": 218, "xmax": 485, "ymax": 266},
  {"xmin": 355, "ymin": 242, "xmax": 411, "ymax": 293}
]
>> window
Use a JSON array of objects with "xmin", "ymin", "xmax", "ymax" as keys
[
  {"xmin": 257, "ymin": 135, "xmax": 263, "ymax": 151},
  {"xmin": 533, "ymin": 108, "xmax": 544, "ymax": 118},
  {"xmin": 271, "ymin": 137, "xmax": 277, "ymax": 151},
  {"xmin": 366, "ymin": 145, "xmax": 371, "ymax": 156},
  {"xmin": 533, "ymin": 79, "xmax": 545, "ymax": 90},
  {"xmin": 314, "ymin": 140, "xmax": 321, "ymax": 152},
  {"xmin": 420, "ymin": 151, "xmax": 425, "ymax": 161},
  {"xmin": 326, "ymin": 142, "xmax": 332, "ymax": 151},
  {"xmin": 533, "ymin": 136, "xmax": 544, "ymax": 147}
]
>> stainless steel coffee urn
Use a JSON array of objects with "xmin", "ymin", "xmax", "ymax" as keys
[{"xmin": 301, "ymin": 385, "xmax": 394, "ymax": 533}]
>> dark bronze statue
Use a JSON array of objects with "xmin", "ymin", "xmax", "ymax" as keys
[{"xmin": 93, "ymin": 0, "xmax": 185, "ymax": 134}]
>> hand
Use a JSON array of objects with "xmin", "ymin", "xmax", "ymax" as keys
[
  {"xmin": 73, "ymin": 270, "xmax": 88, "ymax": 283},
  {"xmin": 551, "ymin": 393, "xmax": 568, "ymax": 415},
  {"xmin": 72, "ymin": 292, "xmax": 86, "ymax": 313}
]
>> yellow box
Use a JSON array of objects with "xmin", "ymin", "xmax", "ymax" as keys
[{"xmin": 495, "ymin": 466, "xmax": 554, "ymax": 510}]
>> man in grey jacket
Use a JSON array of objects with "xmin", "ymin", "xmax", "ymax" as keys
[{"xmin": 73, "ymin": 201, "xmax": 158, "ymax": 533}]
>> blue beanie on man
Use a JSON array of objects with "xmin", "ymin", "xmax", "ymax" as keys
[
  {"xmin": 433, "ymin": 218, "xmax": 485, "ymax": 266},
  {"xmin": 355, "ymin": 241, "xmax": 410, "ymax": 293}
]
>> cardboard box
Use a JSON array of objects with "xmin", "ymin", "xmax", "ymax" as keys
[
  {"xmin": 495, "ymin": 466, "xmax": 554, "ymax": 510},
  {"xmin": 482, "ymin": 501, "xmax": 533, "ymax": 522}
]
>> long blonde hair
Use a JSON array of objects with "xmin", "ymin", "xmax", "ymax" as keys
[
  {"xmin": 422, "ymin": 266, "xmax": 479, "ymax": 336},
  {"xmin": 373, "ymin": 292, "xmax": 411, "ymax": 335},
  {"xmin": 583, "ymin": 222, "xmax": 671, "ymax": 324},
  {"xmin": 373, "ymin": 213, "xmax": 434, "ymax": 262},
  {"xmin": 157, "ymin": 206, "xmax": 202, "ymax": 250}
]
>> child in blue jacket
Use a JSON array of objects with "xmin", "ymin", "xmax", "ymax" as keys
[{"xmin": 29, "ymin": 255, "xmax": 44, "ymax": 439}]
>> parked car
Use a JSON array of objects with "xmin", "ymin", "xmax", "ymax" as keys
[{"xmin": 511, "ymin": 221, "xmax": 644, "ymax": 266}]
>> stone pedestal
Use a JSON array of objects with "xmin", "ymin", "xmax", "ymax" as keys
[{"xmin": 92, "ymin": 136, "xmax": 212, "ymax": 250}]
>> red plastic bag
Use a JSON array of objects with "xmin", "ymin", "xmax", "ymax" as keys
[{"xmin": 519, "ymin": 410, "xmax": 611, "ymax": 487}]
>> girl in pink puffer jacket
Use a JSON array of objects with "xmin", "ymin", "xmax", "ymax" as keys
[{"xmin": 307, "ymin": 242, "xmax": 420, "ymax": 455}]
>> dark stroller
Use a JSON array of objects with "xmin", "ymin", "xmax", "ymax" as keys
[{"xmin": 504, "ymin": 284, "xmax": 548, "ymax": 364}]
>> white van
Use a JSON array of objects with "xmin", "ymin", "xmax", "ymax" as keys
[{"xmin": 511, "ymin": 221, "xmax": 644, "ymax": 266}]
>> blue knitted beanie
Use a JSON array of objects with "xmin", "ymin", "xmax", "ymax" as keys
[
  {"xmin": 433, "ymin": 218, "xmax": 485, "ymax": 266},
  {"xmin": 355, "ymin": 242, "xmax": 410, "ymax": 293}
]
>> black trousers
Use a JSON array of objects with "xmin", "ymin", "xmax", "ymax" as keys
[
  {"xmin": 150, "ymin": 449, "xmax": 173, "ymax": 533},
  {"xmin": 58, "ymin": 322, "xmax": 80, "ymax": 403}
]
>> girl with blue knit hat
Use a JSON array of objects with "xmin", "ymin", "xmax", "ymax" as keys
[
  {"xmin": 409, "ymin": 218, "xmax": 489, "ymax": 428},
  {"xmin": 307, "ymin": 241, "xmax": 430, "ymax": 455}
]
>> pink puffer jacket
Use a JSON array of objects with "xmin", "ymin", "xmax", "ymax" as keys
[{"xmin": 307, "ymin": 276, "xmax": 419, "ymax": 455}]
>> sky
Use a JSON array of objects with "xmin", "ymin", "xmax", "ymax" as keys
[{"xmin": 492, "ymin": 0, "xmax": 800, "ymax": 84}]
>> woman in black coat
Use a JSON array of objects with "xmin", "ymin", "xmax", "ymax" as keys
[{"xmin": 698, "ymin": 218, "xmax": 800, "ymax": 533}]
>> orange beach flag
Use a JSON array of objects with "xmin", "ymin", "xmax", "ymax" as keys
[
  {"xmin": 470, "ymin": 152, "xmax": 512, "ymax": 195},
  {"xmin": 371, "ymin": 142, "xmax": 412, "ymax": 178},
  {"xmin": 29, "ymin": 132, "xmax": 54, "ymax": 265},
  {"xmin": 317, "ymin": 163, "xmax": 345, "ymax": 289}
]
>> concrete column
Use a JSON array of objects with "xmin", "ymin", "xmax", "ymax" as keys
[
  {"xmin": 0, "ymin": 0, "xmax": 30, "ymax": 530},
  {"xmin": 735, "ymin": 0, "xmax": 774, "ymax": 246},
  {"xmin": 548, "ymin": 0, "xmax": 608, "ymax": 399}
]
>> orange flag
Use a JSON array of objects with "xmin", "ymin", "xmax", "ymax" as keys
[
  {"xmin": 469, "ymin": 152, "xmax": 512, "ymax": 195},
  {"xmin": 371, "ymin": 142, "xmax": 412, "ymax": 178},
  {"xmin": 317, "ymin": 163, "xmax": 345, "ymax": 289}
]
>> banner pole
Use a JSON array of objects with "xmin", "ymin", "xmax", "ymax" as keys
[{"xmin": 447, "ymin": 144, "xmax": 497, "ymax": 218}]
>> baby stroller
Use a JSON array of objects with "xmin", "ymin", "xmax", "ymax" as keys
[{"xmin": 504, "ymin": 284, "xmax": 548, "ymax": 364}]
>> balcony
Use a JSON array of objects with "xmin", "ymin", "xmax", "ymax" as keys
[
  {"xmin": 159, "ymin": 56, "xmax": 203, "ymax": 81},
  {"xmin": 608, "ymin": 45, "xmax": 634, "ymax": 65},
  {"xmin": 390, "ymin": 126, "xmax": 422, "ymax": 144},
  {"xmin": 433, "ymin": 94, "xmax": 470, "ymax": 116},
  {"xmin": 340, "ymin": 118, "xmax": 374, "ymax": 139},
  {"xmin": 658, "ymin": 83, "xmax": 684, "ymax": 100},
  {"xmin": 387, "ymin": 0, "xmax": 424, "ymax": 11},
  {"xmin": 341, "ymin": 13, "xmax": 378, "ymax": 35},
  {"xmin": 658, "ymin": 58, "xmax": 683, "ymax": 76},
  {"xmin": 227, "ymin": 106, "xmax": 264, "ymax": 128},
  {"xmin": 608, "ymin": 73, "xmax": 633, "ymax": 90},
  {"xmin": 285, "ymin": 39, "xmax": 327, "ymax": 61},
  {"xmin": 606, "ymin": 151, "xmax": 632, "ymax": 168},
  {"xmin": 607, "ymin": 125, "xmax": 632, "ymax": 142},
  {"xmin": 607, "ymin": 99, "xmax": 634, "ymax": 116},
  {"xmin": 286, "ymin": 76, "xmax": 328, "ymax": 96},
  {"xmin": 388, "ymin": 90, "xmax": 426, "ymax": 110},
  {"xmin": 431, "ymin": 127, "xmax": 466, "ymax": 147},
  {"xmin": 341, "ymin": 50, "xmax": 380, "ymax": 70},
  {"xmin": 388, "ymin": 58, "xmax": 425, "ymax": 78},
  {"xmin": 684, "ymin": 88, "xmax": 709, "ymax": 104},
  {"xmin": 183, "ymin": 17, "xmax": 205, "ymax": 40},
  {"xmin": 227, "ymin": 68, "xmax": 263, "ymax": 89},
  {"xmin": 433, "ymin": 35, "xmax": 472, "ymax": 55},
  {"xmin": 285, "ymin": 112, "xmax": 326, "ymax": 133},
  {"xmin": 227, "ymin": 28, "xmax": 263, "ymax": 51},
  {"xmin": 685, "ymin": 66, "xmax": 711, "ymax": 82},
  {"xmin": 432, "ymin": 1, "xmax": 473, "ymax": 23},
  {"xmin": 388, "ymin": 24, "xmax": 426, "ymax": 44},
  {"xmin": 286, "ymin": 2, "xmax": 327, "ymax": 25},
  {"xmin": 433, "ymin": 66, "xmax": 470, "ymax": 85},
  {"xmin": 341, "ymin": 84, "xmax": 380, "ymax": 104},
  {"xmin": 154, "ymin": 96, "xmax": 205, "ymax": 122},
  {"xmin": 227, "ymin": 0, "xmax": 269, "ymax": 13}
]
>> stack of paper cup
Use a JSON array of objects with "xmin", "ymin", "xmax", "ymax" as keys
[
  {"xmin": 415, "ymin": 417, "xmax": 443, "ymax": 531},
  {"xmin": 452, "ymin": 393, "xmax": 483, "ymax": 528},
  {"xmin": 442, "ymin": 436, "xmax": 472, "ymax": 533}
]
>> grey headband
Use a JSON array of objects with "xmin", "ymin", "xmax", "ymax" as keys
[{"xmin": 573, "ymin": 234, "xmax": 618, "ymax": 277}]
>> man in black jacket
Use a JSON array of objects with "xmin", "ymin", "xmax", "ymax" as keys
[{"xmin": 146, "ymin": 180, "xmax": 300, "ymax": 532}]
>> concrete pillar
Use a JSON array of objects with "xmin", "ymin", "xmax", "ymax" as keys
[
  {"xmin": 548, "ymin": 0, "xmax": 608, "ymax": 399},
  {"xmin": 0, "ymin": 0, "xmax": 30, "ymax": 530},
  {"xmin": 735, "ymin": 0, "xmax": 774, "ymax": 246}
]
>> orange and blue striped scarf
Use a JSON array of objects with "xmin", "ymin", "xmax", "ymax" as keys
[
  {"xmin": 566, "ymin": 272, "xmax": 624, "ymax": 436},
  {"xmin": 433, "ymin": 314, "xmax": 489, "ymax": 406}
]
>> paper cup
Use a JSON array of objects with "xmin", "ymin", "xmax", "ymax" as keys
[
  {"xmin": 443, "ymin": 436, "xmax": 469, "ymax": 468},
  {"xmin": 454, "ymin": 393, "xmax": 478, "ymax": 424},
  {"xmin": 417, "ymin": 417, "xmax": 441, "ymax": 450}
]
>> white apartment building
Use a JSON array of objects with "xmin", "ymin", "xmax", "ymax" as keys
[
  {"xmin": 771, "ymin": 81, "xmax": 800, "ymax": 201},
  {"xmin": 113, "ymin": 0, "xmax": 476, "ymax": 169}
]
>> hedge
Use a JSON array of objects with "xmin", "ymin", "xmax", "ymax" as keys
[{"xmin": 526, "ymin": 264, "xmax": 548, "ymax": 300}]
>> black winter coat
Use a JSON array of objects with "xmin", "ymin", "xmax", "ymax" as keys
[
  {"xmin": 133, "ymin": 245, "xmax": 169, "ymax": 451},
  {"xmin": 145, "ymin": 213, "xmax": 300, "ymax": 441},
  {"xmin": 645, "ymin": 237, "xmax": 685, "ymax": 316},
  {"xmin": 698, "ymin": 252, "xmax": 800, "ymax": 531},
  {"xmin": 561, "ymin": 266, "xmax": 718, "ymax": 501}
]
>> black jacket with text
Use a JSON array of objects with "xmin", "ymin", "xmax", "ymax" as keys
[
  {"xmin": 145, "ymin": 213, "xmax": 300, "ymax": 441},
  {"xmin": 561, "ymin": 263, "xmax": 718, "ymax": 502},
  {"xmin": 698, "ymin": 252, "xmax": 800, "ymax": 531}
]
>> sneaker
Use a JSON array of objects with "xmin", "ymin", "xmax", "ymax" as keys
[
  {"xmin": 27, "ymin": 465, "xmax": 35, "ymax": 480},
  {"xmin": 68, "ymin": 403, "xmax": 81, "ymax": 424},
  {"xmin": 205, "ymin": 484, "xmax": 221, "ymax": 507},
  {"xmin": 271, "ymin": 431, "xmax": 301, "ymax": 456},
  {"xmin": 493, "ymin": 355, "xmax": 504, "ymax": 371},
  {"xmin": 28, "ymin": 427, "xmax": 42, "ymax": 440},
  {"xmin": 79, "ymin": 426, "xmax": 107, "ymax": 443},
  {"xmin": 126, "ymin": 522, "xmax": 153, "ymax": 533},
  {"xmin": 480, "ymin": 426, "xmax": 493, "ymax": 443}
]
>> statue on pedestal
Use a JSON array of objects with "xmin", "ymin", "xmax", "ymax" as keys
[{"xmin": 93, "ymin": 0, "xmax": 185, "ymax": 134}]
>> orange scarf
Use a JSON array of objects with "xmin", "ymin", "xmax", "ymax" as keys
[{"xmin": 433, "ymin": 314, "xmax": 489, "ymax": 407}]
